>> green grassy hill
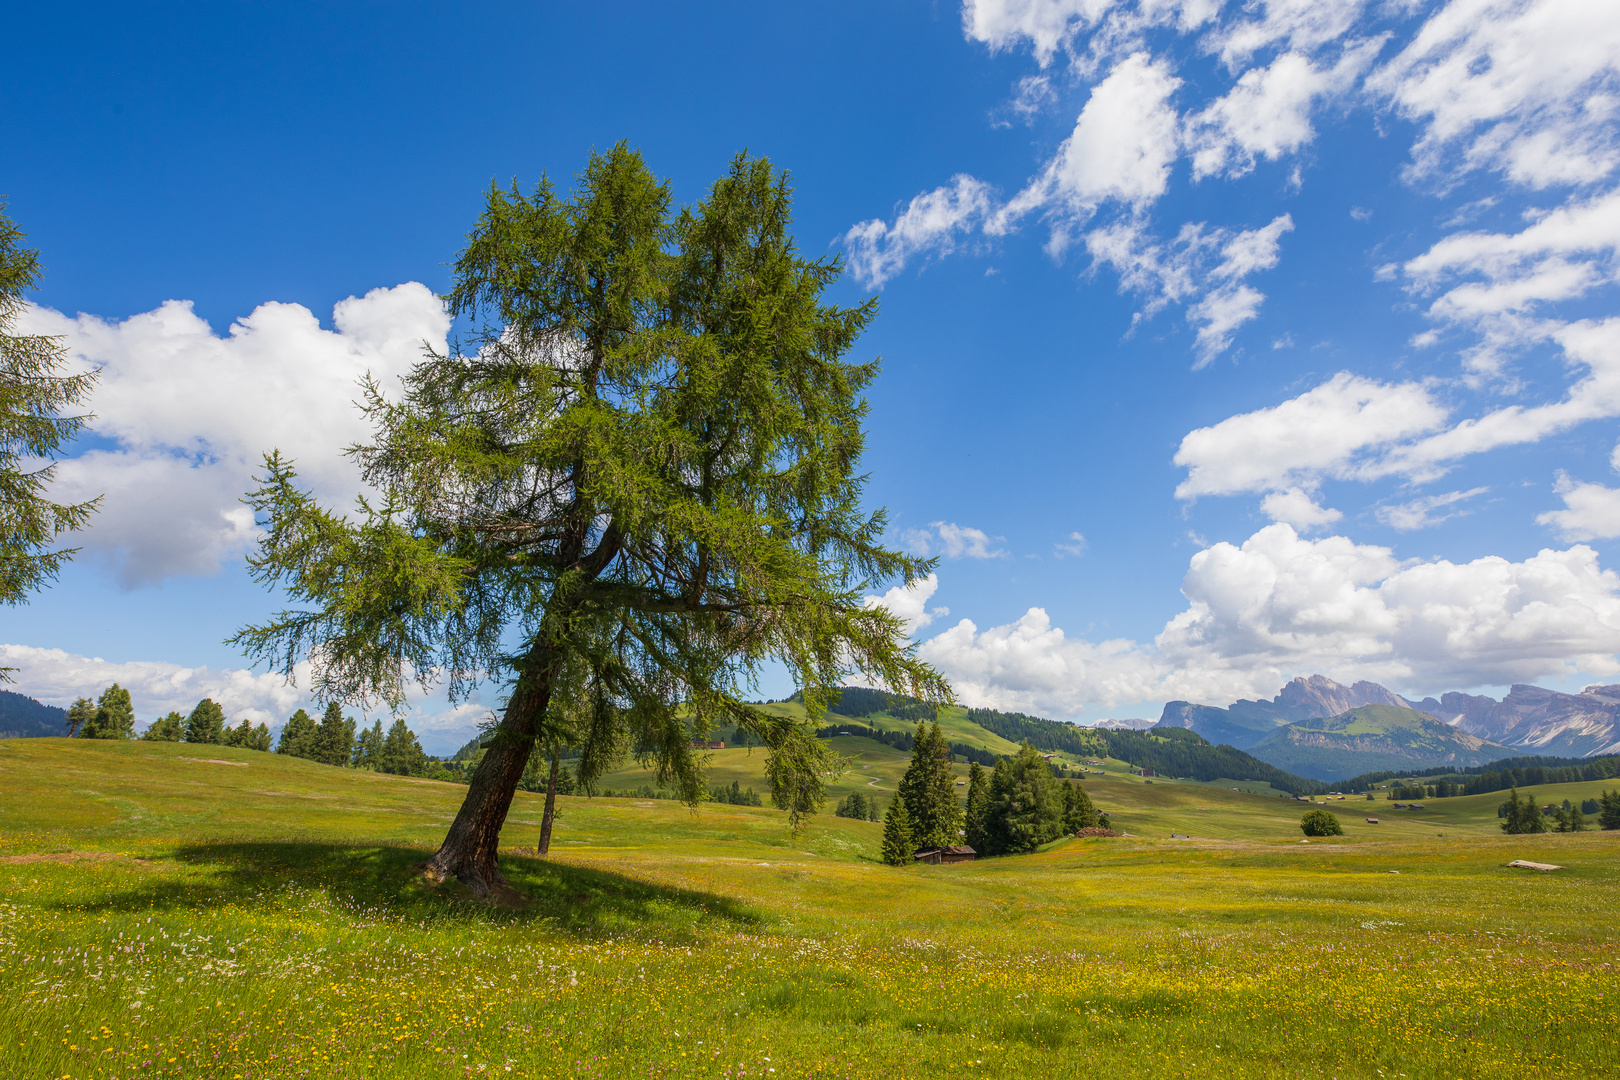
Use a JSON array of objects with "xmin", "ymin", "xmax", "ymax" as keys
[
  {"xmin": 1249, "ymin": 704, "xmax": 1511, "ymax": 780},
  {"xmin": 3, "ymin": 737, "xmax": 1617, "ymax": 1079}
]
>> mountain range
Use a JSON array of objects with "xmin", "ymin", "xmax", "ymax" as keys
[{"xmin": 1159, "ymin": 674, "xmax": 1620, "ymax": 780}]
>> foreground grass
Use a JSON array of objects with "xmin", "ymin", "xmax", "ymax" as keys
[{"xmin": 1, "ymin": 739, "xmax": 1616, "ymax": 1079}]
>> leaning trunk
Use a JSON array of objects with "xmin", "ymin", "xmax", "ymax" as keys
[
  {"xmin": 537, "ymin": 752, "xmax": 560, "ymax": 855},
  {"xmin": 424, "ymin": 666, "xmax": 553, "ymax": 897}
]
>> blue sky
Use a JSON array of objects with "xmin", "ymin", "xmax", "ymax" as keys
[{"xmin": 6, "ymin": 1, "xmax": 1620, "ymax": 752}]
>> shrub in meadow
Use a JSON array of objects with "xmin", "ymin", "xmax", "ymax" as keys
[{"xmin": 1300, "ymin": 809, "xmax": 1343, "ymax": 837}]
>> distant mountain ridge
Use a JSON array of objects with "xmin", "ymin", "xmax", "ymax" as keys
[
  {"xmin": 0, "ymin": 691, "xmax": 67, "ymax": 738},
  {"xmin": 1159, "ymin": 670, "xmax": 1620, "ymax": 773},
  {"xmin": 1246, "ymin": 704, "xmax": 1509, "ymax": 781},
  {"xmin": 1086, "ymin": 718, "xmax": 1159, "ymax": 731}
]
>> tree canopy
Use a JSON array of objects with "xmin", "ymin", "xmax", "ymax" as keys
[{"xmin": 232, "ymin": 146, "xmax": 946, "ymax": 894}]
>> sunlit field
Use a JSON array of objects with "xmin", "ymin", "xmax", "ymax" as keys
[{"xmin": 2, "ymin": 738, "xmax": 1616, "ymax": 1079}]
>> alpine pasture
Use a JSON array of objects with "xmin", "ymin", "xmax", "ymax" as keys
[{"xmin": 2, "ymin": 737, "xmax": 1616, "ymax": 1079}]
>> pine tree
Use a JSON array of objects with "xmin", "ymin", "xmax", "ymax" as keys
[
  {"xmin": 140, "ymin": 711, "xmax": 184, "ymax": 741},
  {"xmin": 897, "ymin": 720, "xmax": 962, "ymax": 849},
  {"xmin": 221, "ymin": 717, "xmax": 258, "ymax": 748},
  {"xmin": 880, "ymin": 793, "xmax": 913, "ymax": 866},
  {"xmin": 64, "ymin": 696, "xmax": 94, "ymax": 737},
  {"xmin": 248, "ymin": 722, "xmax": 273, "ymax": 751},
  {"xmin": 964, "ymin": 761, "xmax": 989, "ymax": 852},
  {"xmin": 182, "ymin": 698, "xmax": 226, "ymax": 744},
  {"xmin": 352, "ymin": 720, "xmax": 384, "ymax": 768},
  {"xmin": 1061, "ymin": 779, "xmax": 1101, "ymax": 833},
  {"xmin": 81, "ymin": 684, "xmax": 135, "ymax": 739},
  {"xmin": 983, "ymin": 743, "xmax": 1063, "ymax": 856},
  {"xmin": 313, "ymin": 703, "xmax": 356, "ymax": 766},
  {"xmin": 1600, "ymin": 789, "xmax": 1620, "ymax": 830},
  {"xmin": 276, "ymin": 708, "xmax": 316, "ymax": 757},
  {"xmin": 378, "ymin": 718, "xmax": 428, "ymax": 776}
]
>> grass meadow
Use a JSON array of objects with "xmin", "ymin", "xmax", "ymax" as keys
[{"xmin": 1, "ymin": 737, "xmax": 1616, "ymax": 1079}]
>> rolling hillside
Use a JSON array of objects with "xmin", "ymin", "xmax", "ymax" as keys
[{"xmin": 0, "ymin": 689, "xmax": 67, "ymax": 738}]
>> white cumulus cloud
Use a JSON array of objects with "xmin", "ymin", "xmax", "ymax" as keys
[
  {"xmin": 1369, "ymin": 0, "xmax": 1620, "ymax": 189},
  {"xmin": 844, "ymin": 176, "xmax": 998, "ymax": 288},
  {"xmin": 1259, "ymin": 487, "xmax": 1342, "ymax": 529},
  {"xmin": 865, "ymin": 573, "xmax": 950, "ymax": 636},
  {"xmin": 1538, "ymin": 471, "xmax": 1620, "ymax": 541},
  {"xmin": 1187, "ymin": 43, "xmax": 1383, "ymax": 180},
  {"xmin": 1174, "ymin": 372, "xmax": 1448, "ymax": 499},
  {"xmin": 21, "ymin": 285, "xmax": 450, "ymax": 587},
  {"xmin": 1002, "ymin": 51, "xmax": 1184, "ymax": 228},
  {"xmin": 1085, "ymin": 214, "xmax": 1293, "ymax": 363},
  {"xmin": 914, "ymin": 523, "xmax": 1620, "ymax": 715}
]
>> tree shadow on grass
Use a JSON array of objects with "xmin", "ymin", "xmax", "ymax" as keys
[{"xmin": 52, "ymin": 840, "xmax": 766, "ymax": 940}]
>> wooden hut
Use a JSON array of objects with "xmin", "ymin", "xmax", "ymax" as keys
[{"xmin": 913, "ymin": 845, "xmax": 978, "ymax": 865}]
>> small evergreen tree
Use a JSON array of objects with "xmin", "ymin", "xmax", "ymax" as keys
[
  {"xmin": 312, "ymin": 703, "xmax": 356, "ymax": 766},
  {"xmin": 141, "ymin": 711, "xmax": 183, "ymax": 741},
  {"xmin": 1061, "ymin": 779, "xmax": 1101, "ymax": 833},
  {"xmin": 984, "ymin": 742, "xmax": 1064, "ymax": 856},
  {"xmin": 880, "ymin": 793, "xmax": 913, "ymax": 866},
  {"xmin": 378, "ymin": 718, "xmax": 428, "ymax": 776},
  {"xmin": 1554, "ymin": 800, "xmax": 1587, "ymax": 833},
  {"xmin": 897, "ymin": 720, "xmax": 963, "ymax": 849},
  {"xmin": 64, "ymin": 696, "xmax": 95, "ymax": 737},
  {"xmin": 81, "ymin": 684, "xmax": 135, "ymax": 739},
  {"xmin": 1597, "ymin": 788, "xmax": 1620, "ymax": 830},
  {"xmin": 183, "ymin": 698, "xmax": 226, "ymax": 744},
  {"xmin": 1499, "ymin": 788, "xmax": 1551, "ymax": 834},
  {"xmin": 964, "ymin": 761, "xmax": 989, "ymax": 852},
  {"xmin": 248, "ymin": 722, "xmax": 273, "ymax": 751},
  {"xmin": 276, "ymin": 708, "xmax": 317, "ymax": 758},
  {"xmin": 220, "ymin": 717, "xmax": 258, "ymax": 748},
  {"xmin": 1300, "ymin": 809, "xmax": 1343, "ymax": 837},
  {"xmin": 351, "ymin": 720, "xmax": 384, "ymax": 769}
]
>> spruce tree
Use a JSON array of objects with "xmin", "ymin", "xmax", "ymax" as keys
[
  {"xmin": 1600, "ymin": 789, "xmax": 1620, "ymax": 830},
  {"xmin": 964, "ymin": 760, "xmax": 989, "ymax": 851},
  {"xmin": 1061, "ymin": 779, "xmax": 1101, "ymax": 833},
  {"xmin": 141, "ymin": 711, "xmax": 184, "ymax": 742},
  {"xmin": 379, "ymin": 718, "xmax": 428, "ymax": 776},
  {"xmin": 313, "ymin": 703, "xmax": 356, "ymax": 766},
  {"xmin": 880, "ymin": 793, "xmax": 913, "ymax": 866},
  {"xmin": 64, "ymin": 696, "xmax": 94, "ymax": 737},
  {"xmin": 82, "ymin": 684, "xmax": 135, "ymax": 739},
  {"xmin": 248, "ymin": 722, "xmax": 273, "ymax": 751},
  {"xmin": 182, "ymin": 698, "xmax": 226, "ymax": 744},
  {"xmin": 897, "ymin": 720, "xmax": 962, "ymax": 849},
  {"xmin": 276, "ymin": 708, "xmax": 316, "ymax": 757},
  {"xmin": 984, "ymin": 742, "xmax": 1063, "ymax": 855},
  {"xmin": 221, "ymin": 717, "xmax": 258, "ymax": 748},
  {"xmin": 352, "ymin": 720, "xmax": 384, "ymax": 768}
]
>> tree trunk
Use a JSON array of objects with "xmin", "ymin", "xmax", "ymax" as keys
[
  {"xmin": 538, "ymin": 752, "xmax": 560, "ymax": 855},
  {"xmin": 423, "ymin": 663, "xmax": 553, "ymax": 897}
]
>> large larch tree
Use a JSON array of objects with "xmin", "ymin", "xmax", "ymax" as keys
[{"xmin": 233, "ymin": 146, "xmax": 947, "ymax": 896}]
